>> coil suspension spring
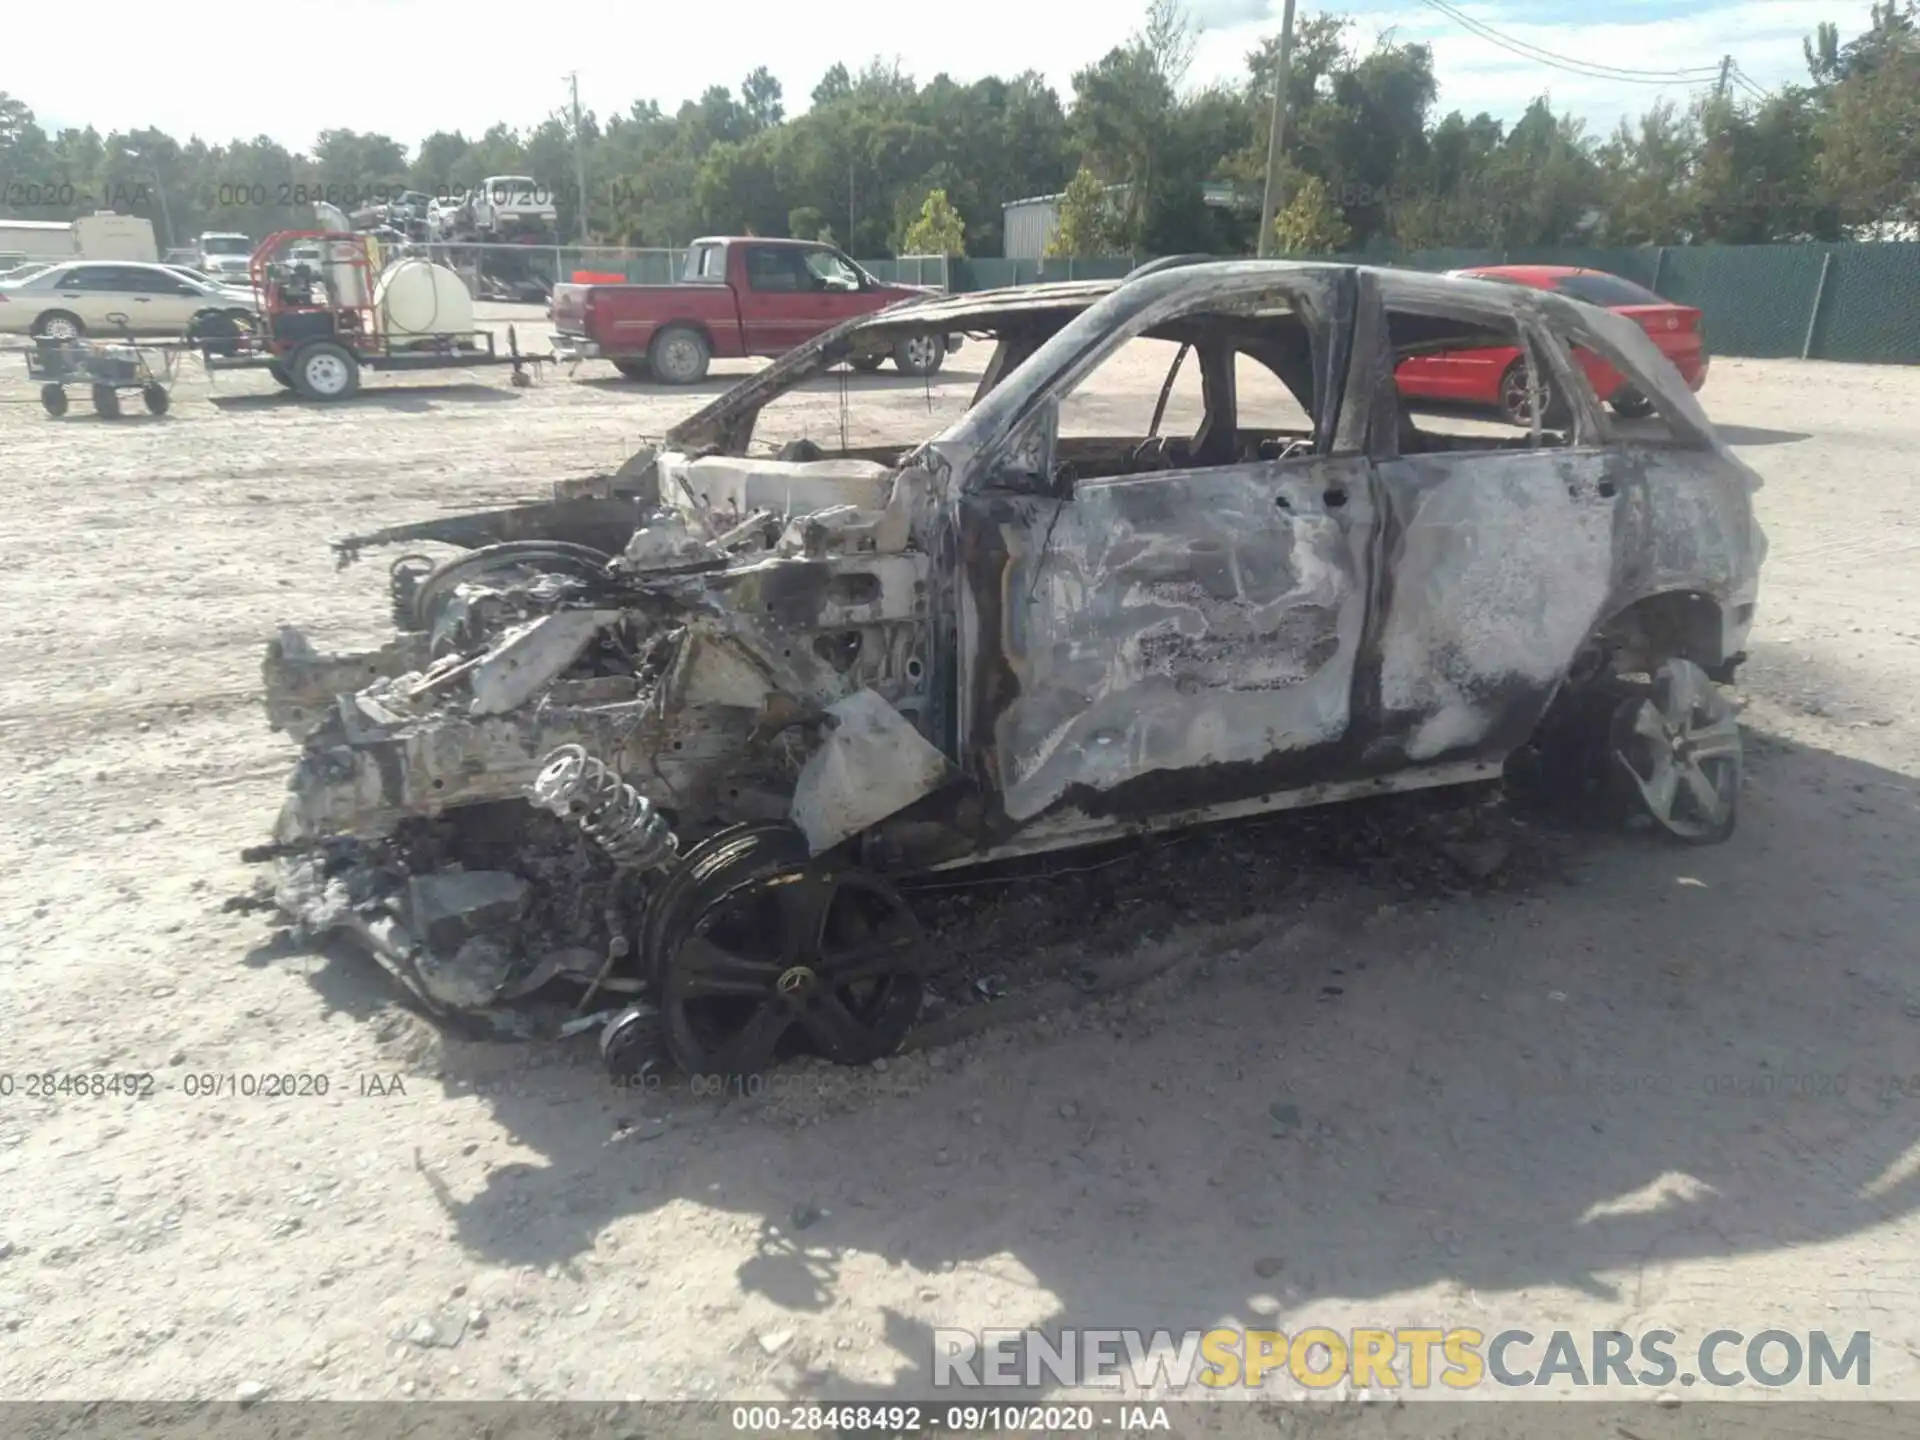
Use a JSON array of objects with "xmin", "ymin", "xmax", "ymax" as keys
[{"xmin": 529, "ymin": 744, "xmax": 679, "ymax": 872}]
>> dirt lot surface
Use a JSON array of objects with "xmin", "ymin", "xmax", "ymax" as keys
[{"xmin": 2, "ymin": 306, "xmax": 1918, "ymax": 1423}]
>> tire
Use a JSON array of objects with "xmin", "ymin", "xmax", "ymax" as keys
[
  {"xmin": 188, "ymin": 308, "xmax": 243, "ymax": 357},
  {"xmin": 143, "ymin": 383, "xmax": 170, "ymax": 416},
  {"xmin": 40, "ymin": 384, "xmax": 68, "ymax": 417},
  {"xmin": 33, "ymin": 311, "xmax": 84, "ymax": 342},
  {"xmin": 893, "ymin": 334, "xmax": 945, "ymax": 377},
  {"xmin": 1609, "ymin": 388, "xmax": 1655, "ymax": 419},
  {"xmin": 1607, "ymin": 659, "xmax": 1740, "ymax": 845},
  {"xmin": 92, "ymin": 384, "xmax": 123, "ymax": 419},
  {"xmin": 611, "ymin": 358, "xmax": 650, "ymax": 381},
  {"xmin": 267, "ymin": 361, "xmax": 294, "ymax": 389},
  {"xmin": 290, "ymin": 341, "xmax": 360, "ymax": 401},
  {"xmin": 848, "ymin": 354, "xmax": 885, "ymax": 373},
  {"xmin": 647, "ymin": 326, "xmax": 710, "ymax": 385},
  {"xmin": 1498, "ymin": 359, "xmax": 1567, "ymax": 428}
]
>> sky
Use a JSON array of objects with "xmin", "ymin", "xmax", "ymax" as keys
[{"xmin": 13, "ymin": 0, "xmax": 1871, "ymax": 153}]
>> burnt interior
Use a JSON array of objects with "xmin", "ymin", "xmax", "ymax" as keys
[{"xmin": 736, "ymin": 302, "xmax": 1570, "ymax": 481}]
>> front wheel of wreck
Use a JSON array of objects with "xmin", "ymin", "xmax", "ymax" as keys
[{"xmin": 654, "ymin": 826, "xmax": 925, "ymax": 1080}]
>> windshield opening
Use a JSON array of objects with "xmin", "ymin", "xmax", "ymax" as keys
[{"xmin": 202, "ymin": 236, "xmax": 251, "ymax": 255}]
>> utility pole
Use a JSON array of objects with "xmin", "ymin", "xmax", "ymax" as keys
[
  {"xmin": 149, "ymin": 169, "xmax": 174, "ymax": 252},
  {"xmin": 1255, "ymin": 0, "xmax": 1299, "ymax": 259},
  {"xmin": 567, "ymin": 71, "xmax": 590, "ymax": 244},
  {"xmin": 125, "ymin": 149, "xmax": 173, "ymax": 250},
  {"xmin": 1715, "ymin": 54, "xmax": 1732, "ymax": 98},
  {"xmin": 848, "ymin": 162, "xmax": 856, "ymax": 251}
]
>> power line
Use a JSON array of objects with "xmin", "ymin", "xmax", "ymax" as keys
[
  {"xmin": 1415, "ymin": 0, "xmax": 1728, "ymax": 85},
  {"xmin": 1729, "ymin": 64, "xmax": 1774, "ymax": 102},
  {"xmin": 1418, "ymin": 0, "xmax": 1725, "ymax": 80}
]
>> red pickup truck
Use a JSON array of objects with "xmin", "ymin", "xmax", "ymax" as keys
[{"xmin": 549, "ymin": 236, "xmax": 962, "ymax": 384}]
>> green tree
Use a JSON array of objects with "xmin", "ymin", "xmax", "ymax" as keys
[
  {"xmin": 1069, "ymin": 43, "xmax": 1174, "ymax": 249},
  {"xmin": 412, "ymin": 131, "xmax": 471, "ymax": 192},
  {"xmin": 742, "ymin": 68, "xmax": 786, "ymax": 132},
  {"xmin": 1597, "ymin": 100, "xmax": 1699, "ymax": 243},
  {"xmin": 311, "ymin": 128, "xmax": 408, "ymax": 192},
  {"xmin": 1270, "ymin": 171, "xmax": 1351, "ymax": 252},
  {"xmin": 1809, "ymin": 1, "xmax": 1920, "ymax": 227},
  {"xmin": 903, "ymin": 187, "xmax": 967, "ymax": 254},
  {"xmin": 1046, "ymin": 166, "xmax": 1124, "ymax": 256},
  {"xmin": 811, "ymin": 64, "xmax": 854, "ymax": 108}
]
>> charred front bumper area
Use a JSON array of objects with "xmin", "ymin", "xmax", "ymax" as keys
[{"xmin": 259, "ymin": 450, "xmax": 952, "ymax": 1062}]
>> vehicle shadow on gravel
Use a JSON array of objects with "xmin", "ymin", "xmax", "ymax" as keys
[
  {"xmin": 207, "ymin": 383, "xmax": 526, "ymax": 413},
  {"xmin": 351, "ymin": 725, "xmax": 1919, "ymax": 1399},
  {"xmin": 572, "ymin": 369, "xmax": 987, "ymax": 397},
  {"xmin": 1714, "ymin": 424, "xmax": 1812, "ymax": 447}
]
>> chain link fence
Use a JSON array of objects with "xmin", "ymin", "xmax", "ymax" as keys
[{"xmin": 935, "ymin": 244, "xmax": 1920, "ymax": 364}]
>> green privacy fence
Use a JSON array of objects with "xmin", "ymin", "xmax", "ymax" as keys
[{"xmin": 854, "ymin": 244, "xmax": 1920, "ymax": 365}]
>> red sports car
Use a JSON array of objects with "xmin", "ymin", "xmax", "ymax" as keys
[{"xmin": 1394, "ymin": 264, "xmax": 1708, "ymax": 423}]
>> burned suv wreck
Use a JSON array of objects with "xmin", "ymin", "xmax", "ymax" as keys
[{"xmin": 260, "ymin": 259, "xmax": 1766, "ymax": 1078}]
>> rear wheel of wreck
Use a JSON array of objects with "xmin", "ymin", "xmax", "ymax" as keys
[
  {"xmin": 653, "ymin": 824, "xmax": 925, "ymax": 1079},
  {"xmin": 1609, "ymin": 658, "xmax": 1741, "ymax": 844}
]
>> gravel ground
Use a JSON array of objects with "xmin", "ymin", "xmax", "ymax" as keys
[{"xmin": 1, "ymin": 306, "xmax": 1917, "ymax": 1418}]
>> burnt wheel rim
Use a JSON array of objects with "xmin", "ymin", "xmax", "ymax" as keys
[
  {"xmin": 661, "ymin": 858, "xmax": 923, "ymax": 1078},
  {"xmin": 1610, "ymin": 658, "xmax": 1741, "ymax": 842}
]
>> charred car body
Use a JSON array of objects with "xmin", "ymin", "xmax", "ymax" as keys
[{"xmin": 260, "ymin": 259, "xmax": 1766, "ymax": 1078}]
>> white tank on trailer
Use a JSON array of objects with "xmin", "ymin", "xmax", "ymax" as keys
[{"xmin": 375, "ymin": 258, "xmax": 475, "ymax": 340}]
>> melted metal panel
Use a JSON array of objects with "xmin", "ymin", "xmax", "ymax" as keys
[
  {"xmin": 982, "ymin": 458, "xmax": 1373, "ymax": 823},
  {"xmin": 1373, "ymin": 449, "xmax": 1615, "ymax": 762}
]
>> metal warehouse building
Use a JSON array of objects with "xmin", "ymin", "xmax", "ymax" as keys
[{"xmin": 1001, "ymin": 186, "xmax": 1124, "ymax": 261}]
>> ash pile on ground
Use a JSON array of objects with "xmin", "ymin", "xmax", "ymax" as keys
[{"xmin": 903, "ymin": 781, "xmax": 1579, "ymax": 1017}]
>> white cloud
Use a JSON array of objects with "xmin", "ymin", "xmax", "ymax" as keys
[{"xmin": 14, "ymin": 0, "xmax": 1882, "ymax": 150}]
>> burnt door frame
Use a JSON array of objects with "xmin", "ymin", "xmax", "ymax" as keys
[
  {"xmin": 952, "ymin": 269, "xmax": 1396, "ymax": 831},
  {"xmin": 1356, "ymin": 279, "xmax": 1628, "ymax": 771}
]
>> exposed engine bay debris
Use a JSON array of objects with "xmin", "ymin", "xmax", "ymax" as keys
[{"xmin": 255, "ymin": 261, "xmax": 1764, "ymax": 1080}]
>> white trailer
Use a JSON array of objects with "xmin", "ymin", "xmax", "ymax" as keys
[
  {"xmin": 0, "ymin": 214, "xmax": 159, "ymax": 266},
  {"xmin": 0, "ymin": 219, "xmax": 77, "ymax": 266}
]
